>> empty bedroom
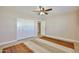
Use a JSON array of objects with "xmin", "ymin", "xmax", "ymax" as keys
[{"xmin": 0, "ymin": 6, "xmax": 79, "ymax": 53}]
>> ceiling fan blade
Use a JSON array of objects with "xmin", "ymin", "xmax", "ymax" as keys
[
  {"xmin": 43, "ymin": 10, "xmax": 48, "ymax": 15},
  {"xmin": 44, "ymin": 12, "xmax": 48, "ymax": 15},
  {"xmin": 42, "ymin": 8, "xmax": 45, "ymax": 11},
  {"xmin": 33, "ymin": 10, "xmax": 40, "ymax": 12},
  {"xmin": 45, "ymin": 8, "xmax": 52, "ymax": 11},
  {"xmin": 39, "ymin": 6, "xmax": 42, "ymax": 10}
]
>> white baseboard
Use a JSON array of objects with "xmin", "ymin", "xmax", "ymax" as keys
[
  {"xmin": 0, "ymin": 40, "xmax": 18, "ymax": 46},
  {"xmin": 0, "ymin": 36, "xmax": 37, "ymax": 46}
]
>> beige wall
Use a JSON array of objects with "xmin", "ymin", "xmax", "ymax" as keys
[
  {"xmin": 45, "ymin": 11, "xmax": 78, "ymax": 41},
  {"xmin": 45, "ymin": 10, "xmax": 79, "ymax": 52},
  {"xmin": 0, "ymin": 7, "xmax": 16, "ymax": 44},
  {"xmin": 0, "ymin": 7, "xmax": 38, "ymax": 45}
]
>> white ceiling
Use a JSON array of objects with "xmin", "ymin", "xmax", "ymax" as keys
[
  {"xmin": 16, "ymin": 6, "xmax": 78, "ymax": 15},
  {"xmin": 0, "ymin": 6, "xmax": 78, "ymax": 15},
  {"xmin": 0, "ymin": 6, "xmax": 78, "ymax": 19}
]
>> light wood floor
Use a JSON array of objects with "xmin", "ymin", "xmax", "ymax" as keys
[
  {"xmin": 2, "ymin": 43, "xmax": 33, "ymax": 53},
  {"xmin": 40, "ymin": 36, "xmax": 74, "ymax": 49},
  {"xmin": 0, "ymin": 37, "xmax": 74, "ymax": 53}
]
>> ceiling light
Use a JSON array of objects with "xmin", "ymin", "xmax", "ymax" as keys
[{"xmin": 40, "ymin": 12, "xmax": 45, "ymax": 15}]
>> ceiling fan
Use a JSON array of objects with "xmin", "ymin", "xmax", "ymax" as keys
[{"xmin": 33, "ymin": 6, "xmax": 52, "ymax": 15}]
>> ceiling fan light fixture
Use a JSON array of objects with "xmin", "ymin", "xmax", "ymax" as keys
[
  {"xmin": 40, "ymin": 12, "xmax": 45, "ymax": 15},
  {"xmin": 33, "ymin": 6, "xmax": 52, "ymax": 15}
]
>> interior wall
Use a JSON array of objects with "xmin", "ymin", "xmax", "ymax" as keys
[
  {"xmin": 45, "ymin": 11, "xmax": 78, "ymax": 41},
  {"xmin": 0, "ymin": 7, "xmax": 16, "ymax": 44},
  {"xmin": 0, "ymin": 7, "xmax": 39, "ymax": 45}
]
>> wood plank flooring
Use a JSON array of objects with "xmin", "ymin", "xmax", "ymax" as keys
[
  {"xmin": 2, "ymin": 43, "xmax": 33, "ymax": 53},
  {"xmin": 40, "ymin": 36, "xmax": 74, "ymax": 49}
]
